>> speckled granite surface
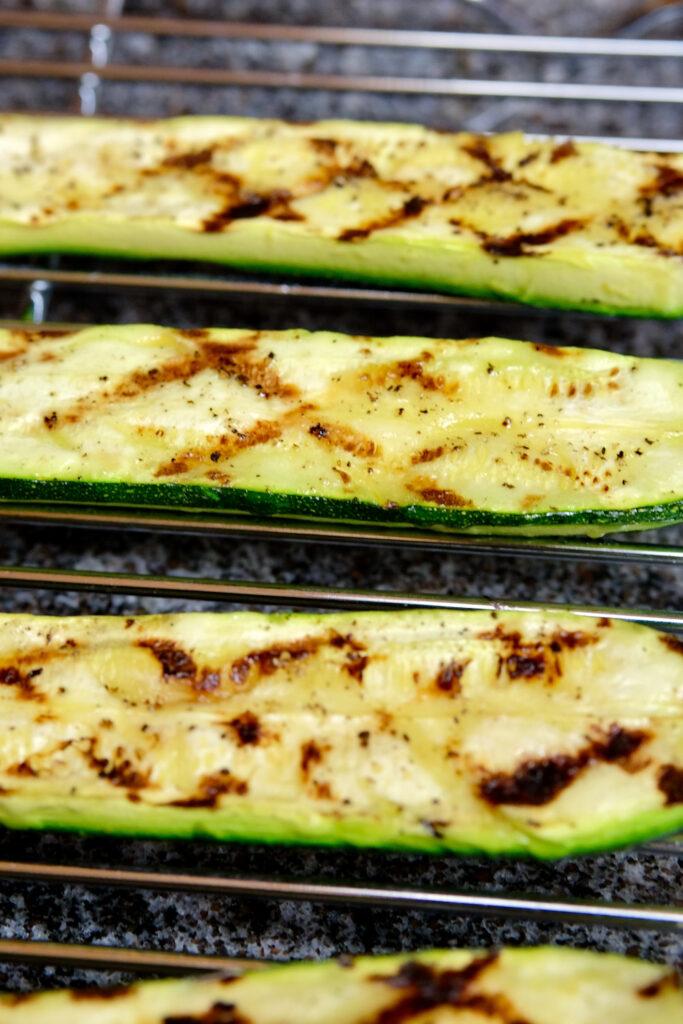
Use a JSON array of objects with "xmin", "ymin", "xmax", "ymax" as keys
[{"xmin": 0, "ymin": 0, "xmax": 681, "ymax": 996}]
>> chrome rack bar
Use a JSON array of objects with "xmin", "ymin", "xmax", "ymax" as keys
[
  {"xmin": 0, "ymin": 504, "xmax": 679, "ymax": 568},
  {"xmin": 0, "ymin": 937, "xmax": 261, "ymax": 975},
  {"xmin": 0, "ymin": 861, "xmax": 679, "ymax": 931},
  {"xmin": 0, "ymin": 563, "xmax": 679, "ymax": 630},
  {"xmin": 1, "ymin": 12, "xmax": 682, "ymax": 58},
  {"xmin": 2, "ymin": 61, "xmax": 682, "ymax": 103}
]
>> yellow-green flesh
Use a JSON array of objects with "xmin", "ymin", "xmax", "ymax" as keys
[
  {"xmin": 0, "ymin": 948, "xmax": 681, "ymax": 1023},
  {"xmin": 0, "ymin": 325, "xmax": 681, "ymax": 536},
  {"xmin": 0, "ymin": 609, "xmax": 681, "ymax": 857},
  {"xmin": 0, "ymin": 116, "xmax": 682, "ymax": 315}
]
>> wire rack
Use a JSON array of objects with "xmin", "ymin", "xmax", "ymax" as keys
[{"xmin": 0, "ymin": 0, "xmax": 681, "ymax": 989}]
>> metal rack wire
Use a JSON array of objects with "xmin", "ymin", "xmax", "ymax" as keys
[{"xmin": 0, "ymin": 2, "xmax": 681, "ymax": 984}]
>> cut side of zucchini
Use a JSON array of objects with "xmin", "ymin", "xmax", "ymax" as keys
[
  {"xmin": 0, "ymin": 116, "xmax": 682, "ymax": 316},
  {"xmin": 0, "ymin": 325, "xmax": 680, "ymax": 537},
  {"xmin": 0, "ymin": 947, "xmax": 681, "ymax": 1023},
  {"xmin": 0, "ymin": 608, "xmax": 681, "ymax": 858}
]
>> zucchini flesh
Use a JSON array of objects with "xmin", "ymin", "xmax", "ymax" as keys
[
  {"xmin": 0, "ymin": 115, "xmax": 682, "ymax": 317},
  {"xmin": 0, "ymin": 325, "xmax": 681, "ymax": 537},
  {"xmin": 0, "ymin": 608, "xmax": 681, "ymax": 858},
  {"xmin": 0, "ymin": 948, "xmax": 681, "ymax": 1022}
]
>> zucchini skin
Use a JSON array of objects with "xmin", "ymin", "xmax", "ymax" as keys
[
  {"xmin": 0, "ymin": 115, "xmax": 682, "ymax": 318},
  {"xmin": 0, "ymin": 948, "xmax": 681, "ymax": 1022},
  {"xmin": 0, "ymin": 325, "xmax": 681, "ymax": 538},
  {"xmin": 0, "ymin": 608, "xmax": 681, "ymax": 859}
]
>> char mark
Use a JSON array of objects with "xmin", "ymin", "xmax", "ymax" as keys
[
  {"xmin": 301, "ymin": 739, "xmax": 323, "ymax": 777},
  {"xmin": 550, "ymin": 140, "xmax": 577, "ymax": 164},
  {"xmin": 139, "ymin": 639, "xmax": 197, "ymax": 679},
  {"xmin": 0, "ymin": 665, "xmax": 44, "ymax": 701},
  {"xmin": 660, "ymin": 634, "xmax": 683, "ymax": 656},
  {"xmin": 230, "ymin": 637, "xmax": 320, "ymax": 686},
  {"xmin": 202, "ymin": 190, "xmax": 300, "ymax": 232},
  {"xmin": 412, "ymin": 487, "xmax": 473, "ymax": 508},
  {"xmin": 371, "ymin": 956, "xmax": 509, "ymax": 1024},
  {"xmin": 481, "ymin": 724, "xmax": 651, "ymax": 806},
  {"xmin": 640, "ymin": 164, "xmax": 683, "ymax": 198},
  {"xmin": 84, "ymin": 740, "xmax": 150, "ymax": 791},
  {"xmin": 658, "ymin": 764, "xmax": 683, "ymax": 805},
  {"xmin": 172, "ymin": 770, "xmax": 248, "ymax": 808},
  {"xmin": 462, "ymin": 139, "xmax": 511, "ymax": 182},
  {"xmin": 337, "ymin": 195, "xmax": 428, "ymax": 242},
  {"xmin": 435, "ymin": 660, "xmax": 469, "ymax": 694},
  {"xmin": 227, "ymin": 711, "xmax": 261, "ymax": 746},
  {"xmin": 162, "ymin": 147, "xmax": 216, "ymax": 170},
  {"xmin": 482, "ymin": 219, "xmax": 584, "ymax": 257}
]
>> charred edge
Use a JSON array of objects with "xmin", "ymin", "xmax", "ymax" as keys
[
  {"xmin": 139, "ymin": 639, "xmax": 197, "ymax": 679},
  {"xmin": 172, "ymin": 771, "xmax": 248, "ymax": 809},
  {"xmin": 660, "ymin": 634, "xmax": 683, "ymax": 656},
  {"xmin": 640, "ymin": 164, "xmax": 683, "ymax": 199},
  {"xmin": 482, "ymin": 219, "xmax": 584, "ymax": 257},
  {"xmin": 481, "ymin": 724, "xmax": 651, "ymax": 807},
  {"xmin": 227, "ymin": 711, "xmax": 261, "ymax": 746},
  {"xmin": 372, "ymin": 956, "xmax": 507, "ymax": 1024},
  {"xmin": 658, "ymin": 764, "xmax": 683, "ymax": 806},
  {"xmin": 462, "ymin": 139, "xmax": 511, "ymax": 182},
  {"xmin": 301, "ymin": 739, "xmax": 323, "ymax": 778},
  {"xmin": 163, "ymin": 1001, "xmax": 247, "ymax": 1024},
  {"xmin": 0, "ymin": 665, "xmax": 44, "ymax": 702},
  {"xmin": 337, "ymin": 195, "xmax": 428, "ymax": 242},
  {"xmin": 550, "ymin": 140, "xmax": 577, "ymax": 164},
  {"xmin": 435, "ymin": 660, "xmax": 469, "ymax": 694}
]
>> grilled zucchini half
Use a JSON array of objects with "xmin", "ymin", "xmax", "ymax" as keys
[
  {"xmin": 0, "ymin": 608, "xmax": 682, "ymax": 858},
  {"xmin": 0, "ymin": 115, "xmax": 682, "ymax": 317},
  {"xmin": 0, "ymin": 325, "xmax": 681, "ymax": 537},
  {"xmin": 1, "ymin": 947, "xmax": 681, "ymax": 1023}
]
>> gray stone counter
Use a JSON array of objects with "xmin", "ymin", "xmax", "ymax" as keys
[{"xmin": 0, "ymin": 0, "xmax": 680, "ymax": 995}]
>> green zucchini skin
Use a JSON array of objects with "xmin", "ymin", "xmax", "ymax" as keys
[
  {"xmin": 0, "ymin": 115, "xmax": 682, "ymax": 317},
  {"xmin": 0, "ymin": 325, "xmax": 681, "ymax": 538},
  {"xmin": 0, "ymin": 608, "xmax": 681, "ymax": 859},
  {"xmin": 0, "ymin": 948, "xmax": 681, "ymax": 1022}
]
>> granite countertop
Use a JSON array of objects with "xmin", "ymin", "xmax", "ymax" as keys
[{"xmin": 0, "ymin": 0, "xmax": 681, "ymax": 994}]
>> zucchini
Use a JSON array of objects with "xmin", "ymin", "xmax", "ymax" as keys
[
  {"xmin": 0, "ymin": 608, "xmax": 681, "ymax": 858},
  {"xmin": 0, "ymin": 947, "xmax": 681, "ymax": 1023},
  {"xmin": 0, "ymin": 115, "xmax": 682, "ymax": 317},
  {"xmin": 0, "ymin": 324, "xmax": 681, "ymax": 537}
]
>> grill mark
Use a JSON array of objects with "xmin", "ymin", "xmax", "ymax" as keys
[
  {"xmin": 337, "ymin": 195, "xmax": 428, "ymax": 242},
  {"xmin": 71, "ymin": 984, "xmax": 131, "ymax": 1001},
  {"xmin": 172, "ymin": 770, "xmax": 248, "ymax": 808},
  {"xmin": 307, "ymin": 421, "xmax": 379, "ymax": 458},
  {"xmin": 162, "ymin": 147, "xmax": 216, "ymax": 170},
  {"xmin": 227, "ymin": 711, "xmax": 261, "ymax": 746},
  {"xmin": 550, "ymin": 140, "xmax": 578, "ymax": 163},
  {"xmin": 301, "ymin": 739, "xmax": 323, "ymax": 778},
  {"xmin": 638, "ymin": 973, "xmax": 681, "ymax": 998},
  {"xmin": 660, "ymin": 634, "xmax": 683, "ymax": 656},
  {"xmin": 533, "ymin": 343, "xmax": 569, "ymax": 358},
  {"xmin": 412, "ymin": 446, "xmax": 444, "ymax": 465},
  {"xmin": 481, "ymin": 218, "xmax": 584, "ymax": 257},
  {"xmin": 481, "ymin": 724, "xmax": 651, "ymax": 807},
  {"xmin": 83, "ymin": 739, "xmax": 150, "ymax": 791},
  {"xmin": 370, "ymin": 956, "xmax": 513, "ymax": 1024},
  {"xmin": 435, "ymin": 659, "xmax": 469, "ymax": 694},
  {"xmin": 658, "ymin": 764, "xmax": 683, "ymax": 805},
  {"xmin": 202, "ymin": 189, "xmax": 303, "ymax": 231},
  {"xmin": 640, "ymin": 164, "xmax": 683, "ymax": 198},
  {"xmin": 154, "ymin": 418, "xmax": 283, "ymax": 479},
  {"xmin": 230, "ymin": 636, "xmax": 323, "ymax": 686},
  {"xmin": 0, "ymin": 665, "xmax": 44, "ymax": 702},
  {"xmin": 462, "ymin": 139, "xmax": 511, "ymax": 182},
  {"xmin": 410, "ymin": 486, "xmax": 473, "ymax": 508},
  {"xmin": 139, "ymin": 639, "xmax": 197, "ymax": 679}
]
